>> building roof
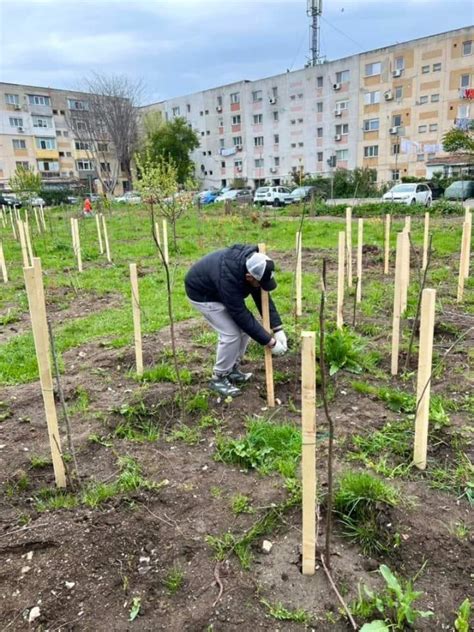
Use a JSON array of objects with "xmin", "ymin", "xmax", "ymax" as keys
[{"xmin": 426, "ymin": 153, "xmax": 474, "ymax": 166}]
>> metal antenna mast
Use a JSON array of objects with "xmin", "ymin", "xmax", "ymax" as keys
[{"xmin": 307, "ymin": 0, "xmax": 323, "ymax": 66}]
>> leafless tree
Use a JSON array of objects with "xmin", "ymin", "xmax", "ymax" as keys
[{"xmin": 66, "ymin": 73, "xmax": 142, "ymax": 195}]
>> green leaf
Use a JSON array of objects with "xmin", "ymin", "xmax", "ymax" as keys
[
  {"xmin": 379, "ymin": 564, "xmax": 402, "ymax": 596},
  {"xmin": 360, "ymin": 621, "xmax": 390, "ymax": 632},
  {"xmin": 129, "ymin": 596, "xmax": 141, "ymax": 621}
]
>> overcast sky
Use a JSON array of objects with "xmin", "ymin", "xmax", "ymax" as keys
[{"xmin": 1, "ymin": 0, "xmax": 473, "ymax": 104}]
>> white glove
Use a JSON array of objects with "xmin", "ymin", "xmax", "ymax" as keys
[
  {"xmin": 271, "ymin": 337, "xmax": 287, "ymax": 356},
  {"xmin": 274, "ymin": 330, "xmax": 288, "ymax": 353}
]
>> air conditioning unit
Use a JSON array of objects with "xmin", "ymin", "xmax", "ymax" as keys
[
  {"xmin": 14, "ymin": 105, "xmax": 21, "ymax": 111},
  {"xmin": 17, "ymin": 127, "xmax": 24, "ymax": 133},
  {"xmin": 269, "ymin": 97, "xmax": 277, "ymax": 104},
  {"xmin": 216, "ymin": 105, "xmax": 222, "ymax": 112},
  {"xmin": 393, "ymin": 69, "xmax": 403, "ymax": 78},
  {"xmin": 389, "ymin": 126, "xmax": 399, "ymax": 135},
  {"xmin": 334, "ymin": 109, "xmax": 342, "ymax": 117},
  {"xmin": 236, "ymin": 145, "xmax": 243, "ymax": 151},
  {"xmin": 334, "ymin": 134, "xmax": 342, "ymax": 141},
  {"xmin": 333, "ymin": 83, "xmax": 341, "ymax": 91},
  {"xmin": 270, "ymin": 167, "xmax": 277, "ymax": 173}
]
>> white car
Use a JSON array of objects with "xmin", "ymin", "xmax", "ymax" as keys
[
  {"xmin": 254, "ymin": 186, "xmax": 294, "ymax": 207},
  {"xmin": 29, "ymin": 196, "xmax": 45, "ymax": 207},
  {"xmin": 115, "ymin": 191, "xmax": 141, "ymax": 204},
  {"xmin": 383, "ymin": 183, "xmax": 432, "ymax": 206},
  {"xmin": 215, "ymin": 189, "xmax": 252, "ymax": 203}
]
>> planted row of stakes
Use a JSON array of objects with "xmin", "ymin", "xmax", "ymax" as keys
[{"xmin": 0, "ymin": 202, "xmax": 472, "ymax": 577}]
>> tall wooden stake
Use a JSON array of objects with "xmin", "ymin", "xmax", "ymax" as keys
[
  {"xmin": 258, "ymin": 242, "xmax": 275, "ymax": 408},
  {"xmin": 0, "ymin": 242, "xmax": 8, "ymax": 283},
  {"xmin": 101, "ymin": 214, "xmax": 111, "ymax": 262},
  {"xmin": 356, "ymin": 218, "xmax": 363, "ymax": 303},
  {"xmin": 301, "ymin": 331, "xmax": 316, "ymax": 576},
  {"xmin": 413, "ymin": 288, "xmax": 436, "ymax": 470},
  {"xmin": 95, "ymin": 214, "xmax": 104, "ymax": 255},
  {"xmin": 463, "ymin": 209, "xmax": 471, "ymax": 279},
  {"xmin": 400, "ymin": 227, "xmax": 410, "ymax": 313},
  {"xmin": 384, "ymin": 213, "xmax": 391, "ymax": 275},
  {"xmin": 17, "ymin": 220, "xmax": 30, "ymax": 267},
  {"xmin": 345, "ymin": 206, "xmax": 352, "ymax": 287},
  {"xmin": 154, "ymin": 221, "xmax": 162, "ymax": 247},
  {"xmin": 422, "ymin": 212, "xmax": 430, "ymax": 271},
  {"xmin": 129, "ymin": 263, "xmax": 143, "ymax": 377},
  {"xmin": 391, "ymin": 232, "xmax": 404, "ymax": 375},
  {"xmin": 295, "ymin": 230, "xmax": 302, "ymax": 317},
  {"xmin": 337, "ymin": 231, "xmax": 345, "ymax": 329},
  {"xmin": 33, "ymin": 206, "xmax": 41, "ymax": 233},
  {"xmin": 9, "ymin": 209, "xmax": 17, "ymax": 240},
  {"xmin": 162, "ymin": 219, "xmax": 169, "ymax": 265},
  {"xmin": 23, "ymin": 261, "xmax": 66, "ymax": 488},
  {"xmin": 73, "ymin": 218, "xmax": 83, "ymax": 272},
  {"xmin": 24, "ymin": 220, "xmax": 34, "ymax": 266},
  {"xmin": 404, "ymin": 215, "xmax": 411, "ymax": 233},
  {"xmin": 457, "ymin": 221, "xmax": 470, "ymax": 303},
  {"xmin": 39, "ymin": 205, "xmax": 46, "ymax": 231}
]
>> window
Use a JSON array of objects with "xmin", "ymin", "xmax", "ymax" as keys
[
  {"xmin": 234, "ymin": 160, "xmax": 242, "ymax": 169},
  {"xmin": 205, "ymin": 109, "xmax": 209, "ymax": 115},
  {"xmin": 317, "ymin": 76, "xmax": 323, "ymax": 88},
  {"xmin": 336, "ymin": 149, "xmax": 349, "ymax": 161},
  {"xmin": 63, "ymin": 130, "xmax": 69, "ymax": 137},
  {"xmin": 97, "ymin": 143, "xmax": 108, "ymax": 152},
  {"xmin": 364, "ymin": 90, "xmax": 380, "ymax": 105},
  {"xmin": 218, "ymin": 118, "xmax": 223, "ymax": 127},
  {"xmin": 392, "ymin": 114, "xmax": 402, "ymax": 127},
  {"xmin": 221, "ymin": 161, "xmax": 226, "ymax": 168},
  {"xmin": 417, "ymin": 153, "xmax": 425, "ymax": 162},
  {"xmin": 297, "ymin": 118, "xmax": 303, "ymax": 124},
  {"xmin": 290, "ymin": 119, "xmax": 296, "ymax": 125},
  {"xmin": 76, "ymin": 160, "xmax": 93, "ymax": 171},
  {"xmin": 66, "ymin": 98, "xmax": 87, "ymax": 110},
  {"xmin": 12, "ymin": 139, "xmax": 26, "ymax": 149},
  {"xmin": 207, "ymin": 150, "xmax": 211, "ymax": 156},
  {"xmin": 431, "ymin": 94, "xmax": 440, "ymax": 103},
  {"xmin": 232, "ymin": 115, "xmax": 241, "ymax": 125},
  {"xmin": 419, "ymin": 95, "xmax": 428, "ymax": 104},
  {"xmin": 363, "ymin": 118, "xmax": 379, "ymax": 131},
  {"xmin": 36, "ymin": 137, "xmax": 56, "ymax": 150},
  {"xmin": 336, "ymin": 69, "xmax": 350, "ymax": 83},
  {"xmin": 272, "ymin": 86, "xmax": 278, "ymax": 98},
  {"xmin": 335, "ymin": 99, "xmax": 349, "ymax": 112},
  {"xmin": 253, "ymin": 114, "xmax": 263, "ymax": 124},
  {"xmin": 252, "ymin": 90, "xmax": 263, "ymax": 102},
  {"xmin": 391, "ymin": 170, "xmax": 400, "ymax": 181},
  {"xmin": 187, "ymin": 103, "xmax": 191, "ymax": 112},
  {"xmin": 254, "ymin": 158, "xmax": 264, "ymax": 168},
  {"xmin": 364, "ymin": 145, "xmax": 379, "ymax": 157},
  {"xmin": 219, "ymin": 139, "xmax": 225, "ymax": 148},
  {"xmin": 59, "ymin": 151, "xmax": 65, "ymax": 157},
  {"xmin": 29, "ymin": 94, "xmax": 51, "ymax": 106},
  {"xmin": 66, "ymin": 152, "xmax": 72, "ymax": 157},
  {"xmin": 395, "ymin": 86, "xmax": 403, "ymax": 100},
  {"xmin": 75, "ymin": 141, "xmax": 90, "ymax": 150},
  {"xmin": 291, "ymin": 143, "xmax": 296, "ymax": 148},
  {"xmin": 463, "ymin": 40, "xmax": 473, "ymax": 56},
  {"xmin": 273, "ymin": 111, "xmax": 279, "ymax": 122},
  {"xmin": 297, "ymin": 93, "xmax": 304, "ymax": 99},
  {"xmin": 206, "ymin": 130, "xmax": 210, "ymax": 135},
  {"xmin": 5, "ymin": 93, "xmax": 19, "ymax": 105},
  {"xmin": 460, "ymin": 74, "xmax": 470, "ymax": 88},
  {"xmin": 418, "ymin": 125, "xmax": 427, "ymax": 133},
  {"xmin": 395, "ymin": 56, "xmax": 404, "ymax": 70},
  {"xmin": 433, "ymin": 63, "xmax": 442, "ymax": 72},
  {"xmin": 9, "ymin": 117, "xmax": 23, "ymax": 127},
  {"xmin": 37, "ymin": 160, "xmax": 59, "ymax": 172},
  {"xmin": 457, "ymin": 104, "xmax": 470, "ymax": 118},
  {"xmin": 200, "ymin": 111, "xmax": 203, "ymax": 116},
  {"xmin": 274, "ymin": 134, "xmax": 279, "ymax": 144},
  {"xmin": 254, "ymin": 136, "xmax": 264, "ymax": 147},
  {"xmin": 297, "ymin": 142, "xmax": 303, "ymax": 147},
  {"xmin": 100, "ymin": 162, "xmax": 111, "ymax": 173},
  {"xmin": 316, "ymin": 127, "xmax": 323, "ymax": 138},
  {"xmin": 317, "ymin": 102, "xmax": 323, "ymax": 113},
  {"xmin": 230, "ymin": 92, "xmax": 240, "ymax": 104},
  {"xmin": 32, "ymin": 116, "xmax": 52, "ymax": 127},
  {"xmin": 335, "ymin": 123, "xmax": 349, "ymax": 135},
  {"xmin": 56, "ymin": 130, "xmax": 62, "ymax": 136},
  {"xmin": 233, "ymin": 136, "xmax": 242, "ymax": 146},
  {"xmin": 172, "ymin": 106, "xmax": 180, "ymax": 116},
  {"xmin": 422, "ymin": 65, "xmax": 430, "ymax": 74},
  {"xmin": 317, "ymin": 152, "xmax": 323, "ymax": 162},
  {"xmin": 53, "ymin": 109, "xmax": 58, "ymax": 114},
  {"xmin": 365, "ymin": 61, "xmax": 381, "ymax": 76},
  {"xmin": 429, "ymin": 123, "xmax": 438, "ymax": 132},
  {"xmin": 392, "ymin": 144, "xmax": 400, "ymax": 155},
  {"xmin": 290, "ymin": 95, "xmax": 296, "ymax": 101},
  {"xmin": 274, "ymin": 156, "xmax": 280, "ymax": 166},
  {"xmin": 16, "ymin": 161, "xmax": 29, "ymax": 169}
]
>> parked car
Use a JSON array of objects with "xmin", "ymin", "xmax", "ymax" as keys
[
  {"xmin": 215, "ymin": 189, "xmax": 253, "ymax": 204},
  {"xmin": 29, "ymin": 196, "xmax": 45, "ymax": 207},
  {"xmin": 443, "ymin": 180, "xmax": 474, "ymax": 201},
  {"xmin": 200, "ymin": 191, "xmax": 219, "ymax": 205},
  {"xmin": 66, "ymin": 196, "xmax": 79, "ymax": 205},
  {"xmin": 254, "ymin": 186, "xmax": 294, "ymax": 207},
  {"xmin": 382, "ymin": 183, "xmax": 432, "ymax": 206},
  {"xmin": 426, "ymin": 181, "xmax": 444, "ymax": 200},
  {"xmin": 0, "ymin": 194, "xmax": 22, "ymax": 208},
  {"xmin": 290, "ymin": 185, "xmax": 327, "ymax": 203},
  {"xmin": 114, "ymin": 191, "xmax": 141, "ymax": 204}
]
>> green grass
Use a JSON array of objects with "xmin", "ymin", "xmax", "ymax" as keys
[
  {"xmin": 141, "ymin": 363, "xmax": 192, "ymax": 385},
  {"xmin": 261, "ymin": 599, "xmax": 311, "ymax": 624},
  {"xmin": 162, "ymin": 567, "xmax": 185, "ymax": 594},
  {"xmin": 168, "ymin": 424, "xmax": 201, "ymax": 444},
  {"xmin": 29, "ymin": 455, "xmax": 52, "ymax": 469},
  {"xmin": 230, "ymin": 493, "xmax": 253, "ymax": 515}
]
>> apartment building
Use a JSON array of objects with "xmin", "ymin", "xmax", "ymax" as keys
[
  {"xmin": 0, "ymin": 83, "xmax": 130, "ymax": 194},
  {"xmin": 143, "ymin": 25, "xmax": 473, "ymax": 189}
]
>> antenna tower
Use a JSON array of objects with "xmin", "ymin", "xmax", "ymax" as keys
[{"xmin": 307, "ymin": 0, "xmax": 323, "ymax": 66}]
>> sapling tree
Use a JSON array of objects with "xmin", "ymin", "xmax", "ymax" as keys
[{"xmin": 9, "ymin": 165, "xmax": 42, "ymax": 205}]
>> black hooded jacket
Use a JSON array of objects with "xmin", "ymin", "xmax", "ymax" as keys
[{"xmin": 184, "ymin": 244, "xmax": 283, "ymax": 345}]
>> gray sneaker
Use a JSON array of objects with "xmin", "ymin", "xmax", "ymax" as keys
[
  {"xmin": 209, "ymin": 375, "xmax": 242, "ymax": 397},
  {"xmin": 228, "ymin": 368, "xmax": 253, "ymax": 385}
]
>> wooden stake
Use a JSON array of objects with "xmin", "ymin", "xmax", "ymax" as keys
[
  {"xmin": 70, "ymin": 217, "xmax": 77, "ymax": 257},
  {"xmin": 0, "ymin": 242, "xmax": 8, "ymax": 283},
  {"xmin": 295, "ymin": 230, "xmax": 302, "ymax": 317},
  {"xmin": 404, "ymin": 215, "xmax": 411, "ymax": 233},
  {"xmin": 17, "ymin": 220, "xmax": 30, "ymax": 268},
  {"xmin": 336, "ymin": 231, "xmax": 345, "ymax": 329},
  {"xmin": 413, "ymin": 288, "xmax": 436, "ymax": 470},
  {"xmin": 345, "ymin": 206, "xmax": 352, "ymax": 287},
  {"xmin": 129, "ymin": 263, "xmax": 143, "ymax": 376},
  {"xmin": 391, "ymin": 232, "xmax": 404, "ymax": 375},
  {"xmin": 384, "ymin": 213, "xmax": 391, "ymax": 275},
  {"xmin": 400, "ymin": 228, "xmax": 410, "ymax": 313},
  {"xmin": 301, "ymin": 330, "xmax": 316, "ymax": 576},
  {"xmin": 356, "ymin": 218, "xmax": 363, "ymax": 304},
  {"xmin": 95, "ymin": 214, "xmax": 104, "ymax": 255},
  {"xmin": 33, "ymin": 206, "xmax": 41, "ymax": 233},
  {"xmin": 162, "ymin": 219, "xmax": 169, "ymax": 265},
  {"xmin": 101, "ymin": 214, "xmax": 111, "ymax": 262},
  {"xmin": 24, "ymin": 220, "xmax": 34, "ymax": 266},
  {"xmin": 154, "ymin": 221, "xmax": 161, "ymax": 247},
  {"xmin": 39, "ymin": 205, "xmax": 46, "ymax": 231},
  {"xmin": 9, "ymin": 209, "xmax": 17, "ymax": 240},
  {"xmin": 457, "ymin": 221, "xmax": 470, "ymax": 303},
  {"xmin": 73, "ymin": 218, "xmax": 83, "ymax": 273},
  {"xmin": 23, "ymin": 262, "xmax": 66, "ymax": 488},
  {"xmin": 422, "ymin": 212, "xmax": 430, "ymax": 271},
  {"xmin": 463, "ymin": 210, "xmax": 471, "ymax": 279},
  {"xmin": 258, "ymin": 242, "xmax": 275, "ymax": 408}
]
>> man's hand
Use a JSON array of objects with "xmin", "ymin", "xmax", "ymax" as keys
[
  {"xmin": 271, "ymin": 338, "xmax": 286, "ymax": 356},
  {"xmin": 274, "ymin": 330, "xmax": 287, "ymax": 353}
]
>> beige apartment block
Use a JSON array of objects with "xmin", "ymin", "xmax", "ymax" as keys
[{"xmin": 0, "ymin": 83, "xmax": 130, "ymax": 194}]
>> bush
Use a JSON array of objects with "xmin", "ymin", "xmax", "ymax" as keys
[{"xmin": 306, "ymin": 199, "xmax": 466, "ymax": 218}]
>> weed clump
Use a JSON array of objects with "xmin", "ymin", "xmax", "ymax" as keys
[{"xmin": 323, "ymin": 328, "xmax": 379, "ymax": 376}]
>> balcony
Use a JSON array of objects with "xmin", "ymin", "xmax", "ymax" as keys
[{"xmin": 29, "ymin": 104, "xmax": 53, "ymax": 117}]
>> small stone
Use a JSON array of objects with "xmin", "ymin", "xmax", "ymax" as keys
[
  {"xmin": 202, "ymin": 465, "xmax": 208, "ymax": 471},
  {"xmin": 262, "ymin": 540, "xmax": 273, "ymax": 554},
  {"xmin": 65, "ymin": 581, "xmax": 75, "ymax": 589},
  {"xmin": 78, "ymin": 351, "xmax": 86, "ymax": 358},
  {"xmin": 28, "ymin": 606, "xmax": 40, "ymax": 623},
  {"xmin": 26, "ymin": 551, "xmax": 33, "ymax": 561},
  {"xmin": 0, "ymin": 445, "xmax": 6, "ymax": 449},
  {"xmin": 21, "ymin": 566, "xmax": 31, "ymax": 574},
  {"xmin": 281, "ymin": 572, "xmax": 288, "ymax": 581},
  {"xmin": 275, "ymin": 398, "xmax": 282, "ymax": 406},
  {"xmin": 139, "ymin": 556, "xmax": 150, "ymax": 564}
]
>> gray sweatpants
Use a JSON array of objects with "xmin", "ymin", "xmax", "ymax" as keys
[{"xmin": 190, "ymin": 300, "xmax": 250, "ymax": 377}]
